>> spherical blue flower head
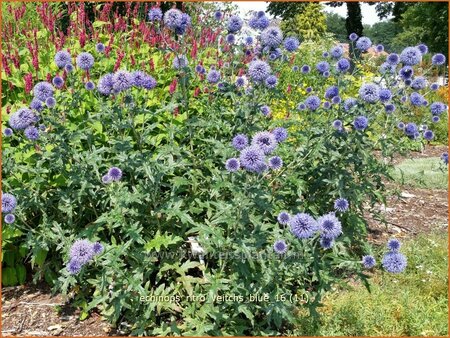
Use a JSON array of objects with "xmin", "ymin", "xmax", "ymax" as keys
[
  {"xmin": 76, "ymin": 52, "xmax": 94, "ymax": 70},
  {"xmin": 2, "ymin": 193, "xmax": 17, "ymax": 213},
  {"xmin": 379, "ymin": 62, "xmax": 396, "ymax": 75},
  {"xmin": 102, "ymin": 175, "xmax": 112, "ymax": 184},
  {"xmin": 325, "ymin": 85, "xmax": 339, "ymax": 99},
  {"xmin": 378, "ymin": 89, "xmax": 392, "ymax": 102},
  {"xmin": 132, "ymin": 71, "xmax": 148, "ymax": 87},
  {"xmin": 284, "ymin": 37, "xmax": 299, "ymax": 52},
  {"xmin": 225, "ymin": 158, "xmax": 240, "ymax": 172},
  {"xmin": 272, "ymin": 127, "xmax": 287, "ymax": 143},
  {"xmin": 248, "ymin": 16, "xmax": 260, "ymax": 30},
  {"xmin": 353, "ymin": 116, "xmax": 369, "ymax": 131},
  {"xmin": 172, "ymin": 55, "xmax": 189, "ymax": 70},
  {"xmin": 334, "ymin": 198, "xmax": 349, "ymax": 212},
  {"xmin": 332, "ymin": 119, "xmax": 343, "ymax": 130},
  {"xmin": 225, "ymin": 33, "xmax": 235, "ymax": 44},
  {"xmin": 30, "ymin": 98, "xmax": 44, "ymax": 112},
  {"xmin": 108, "ymin": 167, "xmax": 122, "ymax": 181},
  {"xmin": 97, "ymin": 73, "xmax": 114, "ymax": 95},
  {"xmin": 254, "ymin": 162, "xmax": 269, "ymax": 174},
  {"xmin": 245, "ymin": 36, "xmax": 254, "ymax": 45},
  {"xmin": 432, "ymin": 53, "xmax": 446, "ymax": 66},
  {"xmin": 323, "ymin": 101, "xmax": 331, "ymax": 109},
  {"xmin": 382, "ymin": 251, "xmax": 407, "ymax": 273},
  {"xmin": 248, "ymin": 60, "xmax": 271, "ymax": 82},
  {"xmin": 290, "ymin": 213, "xmax": 318, "ymax": 239},
  {"xmin": 423, "ymin": 130, "xmax": 434, "ymax": 141},
  {"xmin": 404, "ymin": 122, "xmax": 418, "ymax": 137},
  {"xmin": 318, "ymin": 212, "xmax": 342, "ymax": 239},
  {"xmin": 320, "ymin": 237, "xmax": 334, "ymax": 249},
  {"xmin": 356, "ymin": 37, "xmax": 372, "ymax": 51},
  {"xmin": 33, "ymin": 81, "xmax": 54, "ymax": 101},
  {"xmin": 385, "ymin": 104, "xmax": 396, "ymax": 114},
  {"xmin": 430, "ymin": 83, "xmax": 439, "ymax": 91},
  {"xmin": 4, "ymin": 213, "xmax": 15, "ymax": 224},
  {"xmin": 330, "ymin": 45, "xmax": 344, "ymax": 59},
  {"xmin": 232, "ymin": 134, "xmax": 248, "ymax": 151},
  {"xmin": 297, "ymin": 103, "xmax": 306, "ymax": 111},
  {"xmin": 175, "ymin": 13, "xmax": 191, "ymax": 35},
  {"xmin": 24, "ymin": 126, "xmax": 39, "ymax": 140},
  {"xmin": 9, "ymin": 108, "xmax": 37, "ymax": 130},
  {"xmin": 322, "ymin": 51, "xmax": 329, "ymax": 58},
  {"xmin": 251, "ymin": 131, "xmax": 277, "ymax": 155},
  {"xmin": 301, "ymin": 65, "xmax": 311, "ymax": 73},
  {"xmin": 265, "ymin": 75, "xmax": 278, "ymax": 88},
  {"xmin": 441, "ymin": 152, "xmax": 449, "ymax": 165},
  {"xmin": 359, "ymin": 83, "xmax": 380, "ymax": 103},
  {"xmin": 93, "ymin": 242, "xmax": 104, "ymax": 255},
  {"xmin": 292, "ymin": 65, "xmax": 299, "ymax": 72},
  {"xmin": 432, "ymin": 115, "xmax": 440, "ymax": 123},
  {"xmin": 362, "ymin": 255, "xmax": 376, "ymax": 269},
  {"xmin": 430, "ymin": 102, "xmax": 446, "ymax": 115},
  {"xmin": 397, "ymin": 122, "xmax": 405, "ymax": 130},
  {"xmin": 164, "ymin": 8, "xmax": 182, "ymax": 29},
  {"xmin": 3, "ymin": 127, "xmax": 13, "ymax": 137},
  {"xmin": 64, "ymin": 64, "xmax": 74, "ymax": 73},
  {"xmin": 259, "ymin": 105, "xmax": 270, "ymax": 116},
  {"xmin": 227, "ymin": 15, "xmax": 243, "ymax": 33},
  {"xmin": 261, "ymin": 26, "xmax": 283, "ymax": 48},
  {"xmin": 69, "ymin": 239, "xmax": 95, "ymax": 265},
  {"xmin": 206, "ymin": 69, "xmax": 221, "ymax": 84},
  {"xmin": 414, "ymin": 43, "xmax": 428, "ymax": 55},
  {"xmin": 214, "ymin": 11, "xmax": 223, "ymax": 20},
  {"xmin": 387, "ymin": 238, "xmax": 401, "ymax": 252},
  {"xmin": 399, "ymin": 66, "xmax": 414, "ymax": 80},
  {"xmin": 386, "ymin": 53, "xmax": 400, "ymax": 65},
  {"xmin": 96, "ymin": 42, "xmax": 105, "ymax": 53},
  {"xmin": 410, "ymin": 76, "xmax": 426, "ymax": 90},
  {"xmin": 316, "ymin": 61, "xmax": 330, "ymax": 74},
  {"xmin": 39, "ymin": 124, "xmax": 46, "ymax": 131},
  {"xmin": 140, "ymin": 75, "xmax": 157, "ymax": 90},
  {"xmin": 148, "ymin": 7, "xmax": 163, "ymax": 21},
  {"xmin": 306, "ymin": 87, "xmax": 312, "ymax": 93},
  {"xmin": 336, "ymin": 58, "xmax": 350, "ymax": 72},
  {"xmin": 305, "ymin": 95, "xmax": 321, "ymax": 111},
  {"xmin": 112, "ymin": 70, "xmax": 133, "ymax": 92},
  {"xmin": 67, "ymin": 259, "xmax": 82, "ymax": 275},
  {"xmin": 277, "ymin": 211, "xmax": 290, "ymax": 225},
  {"xmin": 399, "ymin": 47, "xmax": 422, "ymax": 66},
  {"xmin": 344, "ymin": 98, "xmax": 357, "ymax": 112},
  {"xmin": 374, "ymin": 44, "xmax": 384, "ymax": 53},
  {"xmin": 332, "ymin": 96, "xmax": 341, "ymax": 105},
  {"xmin": 273, "ymin": 240, "xmax": 288, "ymax": 254},
  {"xmin": 349, "ymin": 32, "xmax": 358, "ymax": 41},
  {"xmin": 256, "ymin": 15, "xmax": 270, "ymax": 30},
  {"xmin": 54, "ymin": 50, "xmax": 71, "ymax": 68},
  {"xmin": 322, "ymin": 71, "xmax": 330, "ymax": 78},
  {"xmin": 234, "ymin": 77, "xmax": 245, "ymax": 88},
  {"xmin": 410, "ymin": 92, "xmax": 425, "ymax": 106},
  {"xmin": 239, "ymin": 146, "xmax": 266, "ymax": 172},
  {"xmin": 52, "ymin": 76, "xmax": 64, "ymax": 88},
  {"xmin": 268, "ymin": 156, "xmax": 283, "ymax": 170},
  {"xmin": 85, "ymin": 81, "xmax": 95, "ymax": 90},
  {"xmin": 45, "ymin": 97, "xmax": 56, "ymax": 108}
]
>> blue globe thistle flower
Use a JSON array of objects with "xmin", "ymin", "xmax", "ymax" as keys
[
  {"xmin": 207, "ymin": 69, "xmax": 221, "ymax": 84},
  {"xmin": 362, "ymin": 255, "xmax": 376, "ymax": 269},
  {"xmin": 399, "ymin": 66, "xmax": 414, "ymax": 80},
  {"xmin": 132, "ymin": 71, "xmax": 150, "ymax": 88},
  {"xmin": 265, "ymin": 75, "xmax": 277, "ymax": 88},
  {"xmin": 24, "ymin": 126, "xmax": 39, "ymax": 140},
  {"xmin": 375, "ymin": 44, "xmax": 384, "ymax": 52},
  {"xmin": 387, "ymin": 238, "xmax": 401, "ymax": 252},
  {"xmin": 140, "ymin": 75, "xmax": 156, "ymax": 90},
  {"xmin": 272, "ymin": 127, "xmax": 287, "ymax": 143},
  {"xmin": 432, "ymin": 116, "xmax": 440, "ymax": 123},
  {"xmin": 96, "ymin": 42, "xmax": 105, "ymax": 53},
  {"xmin": 45, "ymin": 97, "xmax": 56, "ymax": 108},
  {"xmin": 334, "ymin": 198, "xmax": 349, "ymax": 212},
  {"xmin": 322, "ymin": 51, "xmax": 329, "ymax": 58},
  {"xmin": 297, "ymin": 103, "xmax": 306, "ymax": 111},
  {"xmin": 320, "ymin": 237, "xmax": 334, "ymax": 249},
  {"xmin": 441, "ymin": 152, "xmax": 448, "ymax": 165},
  {"xmin": 359, "ymin": 83, "xmax": 380, "ymax": 103},
  {"xmin": 227, "ymin": 15, "xmax": 243, "ymax": 33},
  {"xmin": 226, "ymin": 34, "xmax": 235, "ymax": 44},
  {"xmin": 33, "ymin": 82, "xmax": 54, "ymax": 101},
  {"xmin": 54, "ymin": 50, "xmax": 71, "ymax": 68},
  {"xmin": 379, "ymin": 89, "xmax": 392, "ymax": 102},
  {"xmin": 249, "ymin": 12, "xmax": 270, "ymax": 30},
  {"xmin": 430, "ymin": 83, "xmax": 439, "ymax": 91},
  {"xmin": 397, "ymin": 122, "xmax": 405, "ymax": 130},
  {"xmin": 3, "ymin": 127, "xmax": 13, "ymax": 137},
  {"xmin": 69, "ymin": 239, "xmax": 95, "ymax": 266},
  {"xmin": 93, "ymin": 242, "xmax": 104, "ymax": 255},
  {"xmin": 195, "ymin": 64, "xmax": 204, "ymax": 73},
  {"xmin": 65, "ymin": 64, "xmax": 74, "ymax": 72},
  {"xmin": 344, "ymin": 98, "xmax": 357, "ymax": 111},
  {"xmin": 349, "ymin": 33, "xmax": 358, "ymax": 41},
  {"xmin": 323, "ymin": 101, "xmax": 331, "ymax": 109},
  {"xmin": 301, "ymin": 65, "xmax": 310, "ymax": 73},
  {"xmin": 332, "ymin": 96, "xmax": 341, "ymax": 105},
  {"xmin": 399, "ymin": 47, "xmax": 422, "ymax": 66},
  {"xmin": 385, "ymin": 104, "xmax": 396, "ymax": 114},
  {"xmin": 379, "ymin": 62, "xmax": 396, "ymax": 74},
  {"xmin": 84, "ymin": 81, "xmax": 95, "ymax": 90},
  {"xmin": 423, "ymin": 130, "xmax": 434, "ymax": 141},
  {"xmin": 305, "ymin": 95, "xmax": 321, "ymax": 111},
  {"xmin": 112, "ymin": 70, "xmax": 133, "ymax": 92},
  {"xmin": 292, "ymin": 65, "xmax": 299, "ymax": 72},
  {"xmin": 332, "ymin": 119, "xmax": 343, "ymax": 130},
  {"xmin": 318, "ymin": 212, "xmax": 342, "ymax": 239},
  {"xmin": 353, "ymin": 116, "xmax": 369, "ymax": 131},
  {"xmin": 306, "ymin": 87, "xmax": 312, "ymax": 93},
  {"xmin": 52, "ymin": 76, "xmax": 64, "ymax": 88},
  {"xmin": 336, "ymin": 58, "xmax": 350, "ymax": 72},
  {"xmin": 382, "ymin": 251, "xmax": 407, "ymax": 273},
  {"xmin": 245, "ymin": 36, "xmax": 254, "ymax": 45},
  {"xmin": 97, "ymin": 73, "xmax": 114, "ymax": 95},
  {"xmin": 232, "ymin": 134, "xmax": 248, "ymax": 151},
  {"xmin": 432, "ymin": 53, "xmax": 446, "ymax": 66},
  {"xmin": 225, "ymin": 158, "xmax": 240, "ymax": 172},
  {"xmin": 410, "ymin": 92, "xmax": 425, "ymax": 106},
  {"xmin": 277, "ymin": 211, "xmax": 290, "ymax": 225},
  {"xmin": 108, "ymin": 167, "xmax": 122, "ymax": 181},
  {"xmin": 248, "ymin": 60, "xmax": 271, "ymax": 82},
  {"xmin": 67, "ymin": 259, "xmax": 82, "ymax": 275},
  {"xmin": 2, "ymin": 193, "xmax": 17, "ymax": 213},
  {"xmin": 290, "ymin": 213, "xmax": 319, "ymax": 239},
  {"xmin": 148, "ymin": 7, "xmax": 163, "ymax": 21},
  {"xmin": 214, "ymin": 11, "xmax": 223, "ymax": 20},
  {"xmin": 251, "ymin": 131, "xmax": 278, "ymax": 155},
  {"xmin": 417, "ymin": 43, "xmax": 428, "ymax": 55},
  {"xmin": 268, "ymin": 156, "xmax": 283, "ymax": 170},
  {"xmin": 322, "ymin": 71, "xmax": 330, "ymax": 77},
  {"xmin": 330, "ymin": 45, "xmax": 344, "ymax": 58},
  {"xmin": 76, "ymin": 52, "xmax": 94, "ymax": 70},
  {"xmin": 356, "ymin": 37, "xmax": 372, "ymax": 51},
  {"xmin": 325, "ymin": 85, "xmax": 339, "ymax": 99},
  {"xmin": 9, "ymin": 108, "xmax": 37, "ymax": 130},
  {"xmin": 174, "ymin": 13, "xmax": 191, "ymax": 34},
  {"xmin": 386, "ymin": 53, "xmax": 400, "ymax": 65},
  {"xmin": 260, "ymin": 105, "xmax": 271, "ymax": 116},
  {"xmin": 316, "ymin": 61, "xmax": 330, "ymax": 74},
  {"xmin": 256, "ymin": 16, "xmax": 270, "ymax": 30},
  {"xmin": 404, "ymin": 122, "xmax": 418, "ymax": 137},
  {"xmin": 4, "ymin": 213, "xmax": 15, "ymax": 224},
  {"xmin": 284, "ymin": 37, "xmax": 299, "ymax": 52},
  {"xmin": 39, "ymin": 124, "xmax": 46, "ymax": 131},
  {"xmin": 164, "ymin": 8, "xmax": 183, "ymax": 29},
  {"xmin": 173, "ymin": 55, "xmax": 189, "ymax": 69},
  {"xmin": 30, "ymin": 98, "xmax": 44, "ymax": 112},
  {"xmin": 273, "ymin": 240, "xmax": 288, "ymax": 254},
  {"xmin": 411, "ymin": 76, "xmax": 426, "ymax": 90},
  {"xmin": 261, "ymin": 26, "xmax": 283, "ymax": 48},
  {"xmin": 239, "ymin": 146, "xmax": 266, "ymax": 172},
  {"xmin": 430, "ymin": 102, "xmax": 446, "ymax": 115}
]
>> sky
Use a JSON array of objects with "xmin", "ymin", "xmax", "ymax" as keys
[{"xmin": 235, "ymin": 2, "xmax": 391, "ymax": 25}]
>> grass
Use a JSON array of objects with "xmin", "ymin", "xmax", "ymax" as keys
[
  {"xmin": 391, "ymin": 157, "xmax": 448, "ymax": 190},
  {"xmin": 291, "ymin": 233, "xmax": 448, "ymax": 336}
]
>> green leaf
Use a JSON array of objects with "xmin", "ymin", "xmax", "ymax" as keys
[{"xmin": 144, "ymin": 230, "xmax": 183, "ymax": 252}]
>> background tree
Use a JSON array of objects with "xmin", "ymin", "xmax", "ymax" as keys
[
  {"xmin": 325, "ymin": 12, "xmax": 347, "ymax": 42},
  {"xmin": 280, "ymin": 3, "xmax": 327, "ymax": 41},
  {"xmin": 363, "ymin": 21, "xmax": 402, "ymax": 51}
]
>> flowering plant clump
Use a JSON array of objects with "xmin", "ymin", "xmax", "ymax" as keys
[{"xmin": 1, "ymin": 3, "xmax": 448, "ymax": 335}]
